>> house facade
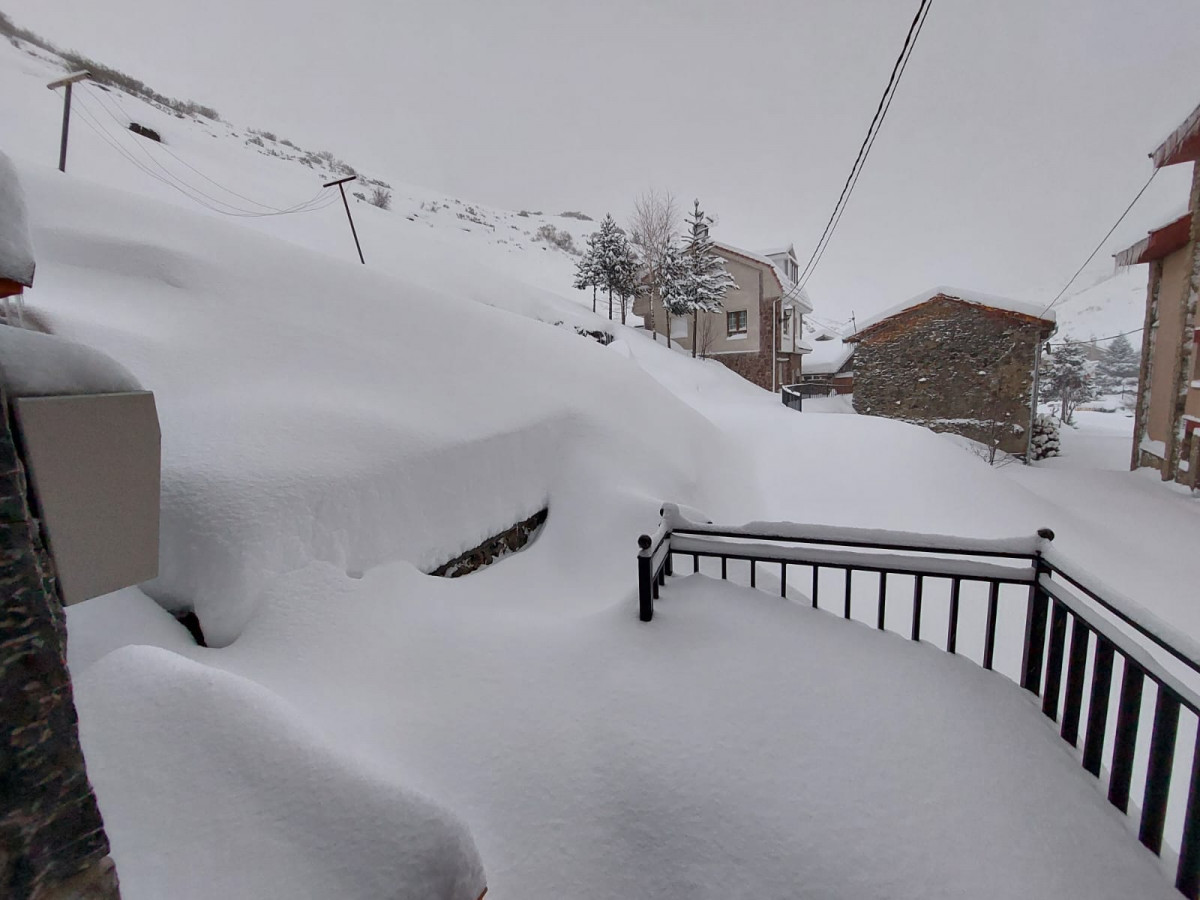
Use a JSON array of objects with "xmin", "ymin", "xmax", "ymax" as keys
[
  {"xmin": 633, "ymin": 242, "xmax": 813, "ymax": 392},
  {"xmin": 1118, "ymin": 100, "xmax": 1200, "ymax": 485},
  {"xmin": 845, "ymin": 288, "xmax": 1056, "ymax": 455}
]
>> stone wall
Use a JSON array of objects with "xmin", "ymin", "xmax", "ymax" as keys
[
  {"xmin": 711, "ymin": 299, "xmax": 776, "ymax": 391},
  {"xmin": 430, "ymin": 508, "xmax": 548, "ymax": 578},
  {"xmin": 0, "ymin": 390, "xmax": 119, "ymax": 900},
  {"xmin": 851, "ymin": 297, "xmax": 1045, "ymax": 455}
]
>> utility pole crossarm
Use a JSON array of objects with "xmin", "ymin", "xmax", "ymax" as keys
[
  {"xmin": 323, "ymin": 175, "xmax": 365, "ymax": 265},
  {"xmin": 46, "ymin": 70, "xmax": 93, "ymax": 91},
  {"xmin": 46, "ymin": 71, "xmax": 92, "ymax": 173}
]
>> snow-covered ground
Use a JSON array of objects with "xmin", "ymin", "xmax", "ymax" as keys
[{"xmin": 3, "ymin": 32, "xmax": 1198, "ymax": 900}]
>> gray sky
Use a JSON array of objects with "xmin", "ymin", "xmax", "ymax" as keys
[{"xmin": 7, "ymin": 0, "xmax": 1200, "ymax": 319}]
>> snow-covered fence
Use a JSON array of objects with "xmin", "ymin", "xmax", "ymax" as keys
[
  {"xmin": 780, "ymin": 384, "xmax": 803, "ymax": 412},
  {"xmin": 637, "ymin": 504, "xmax": 1200, "ymax": 898}
]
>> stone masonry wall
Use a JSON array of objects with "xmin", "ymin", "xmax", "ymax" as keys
[
  {"xmin": 711, "ymin": 298, "xmax": 775, "ymax": 391},
  {"xmin": 852, "ymin": 298, "xmax": 1045, "ymax": 455},
  {"xmin": 0, "ymin": 390, "xmax": 119, "ymax": 900}
]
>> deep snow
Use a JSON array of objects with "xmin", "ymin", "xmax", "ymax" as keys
[{"xmin": 1, "ymin": 32, "xmax": 1196, "ymax": 900}]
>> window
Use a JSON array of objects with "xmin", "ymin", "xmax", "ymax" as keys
[
  {"xmin": 782, "ymin": 309, "xmax": 792, "ymax": 334},
  {"xmin": 727, "ymin": 310, "xmax": 748, "ymax": 336}
]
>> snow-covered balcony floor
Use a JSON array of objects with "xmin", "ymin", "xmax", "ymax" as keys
[{"xmin": 75, "ymin": 570, "xmax": 1179, "ymax": 900}]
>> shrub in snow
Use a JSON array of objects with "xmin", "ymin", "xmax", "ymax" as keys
[
  {"xmin": 559, "ymin": 210, "xmax": 593, "ymax": 221},
  {"xmin": 535, "ymin": 223, "xmax": 577, "ymax": 254},
  {"xmin": 1030, "ymin": 414, "xmax": 1061, "ymax": 460},
  {"xmin": 368, "ymin": 187, "xmax": 392, "ymax": 210}
]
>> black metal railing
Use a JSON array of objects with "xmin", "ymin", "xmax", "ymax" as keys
[
  {"xmin": 637, "ymin": 503, "xmax": 1200, "ymax": 898},
  {"xmin": 781, "ymin": 384, "xmax": 803, "ymax": 411}
]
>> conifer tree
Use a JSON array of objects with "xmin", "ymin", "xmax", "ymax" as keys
[
  {"xmin": 680, "ymin": 199, "xmax": 736, "ymax": 357},
  {"xmin": 592, "ymin": 214, "xmax": 627, "ymax": 320},
  {"xmin": 1097, "ymin": 332, "xmax": 1139, "ymax": 394},
  {"xmin": 573, "ymin": 232, "xmax": 602, "ymax": 314},
  {"xmin": 657, "ymin": 242, "xmax": 691, "ymax": 350},
  {"xmin": 1041, "ymin": 339, "xmax": 1094, "ymax": 424}
]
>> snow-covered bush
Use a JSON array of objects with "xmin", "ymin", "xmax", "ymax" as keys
[
  {"xmin": 535, "ymin": 223, "xmax": 577, "ymax": 254},
  {"xmin": 368, "ymin": 187, "xmax": 392, "ymax": 210},
  {"xmin": 1030, "ymin": 414, "xmax": 1061, "ymax": 460}
]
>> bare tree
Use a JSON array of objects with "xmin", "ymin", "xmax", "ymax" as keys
[{"xmin": 629, "ymin": 189, "xmax": 679, "ymax": 344}]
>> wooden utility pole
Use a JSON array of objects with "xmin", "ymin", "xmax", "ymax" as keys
[
  {"xmin": 323, "ymin": 175, "xmax": 364, "ymax": 265},
  {"xmin": 46, "ymin": 71, "xmax": 92, "ymax": 173}
]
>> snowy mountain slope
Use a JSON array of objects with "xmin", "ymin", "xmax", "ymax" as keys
[
  {"xmin": 1013, "ymin": 266, "xmax": 1148, "ymax": 343},
  {"xmin": 0, "ymin": 33, "xmax": 606, "ymax": 327}
]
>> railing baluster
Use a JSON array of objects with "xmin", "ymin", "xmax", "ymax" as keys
[
  {"xmin": 947, "ymin": 578, "xmax": 961, "ymax": 653},
  {"xmin": 877, "ymin": 573, "xmax": 887, "ymax": 630},
  {"xmin": 665, "ymin": 552, "xmax": 673, "ymax": 577},
  {"xmin": 1060, "ymin": 619, "xmax": 1090, "ymax": 747},
  {"xmin": 1041, "ymin": 601, "xmax": 1069, "ymax": 719},
  {"xmin": 1108, "ymin": 659, "xmax": 1145, "ymax": 812},
  {"xmin": 812, "ymin": 565, "xmax": 819, "ymax": 609},
  {"xmin": 781, "ymin": 562, "xmax": 787, "ymax": 597},
  {"xmin": 1139, "ymin": 688, "xmax": 1181, "ymax": 854},
  {"xmin": 1176, "ymin": 720, "xmax": 1200, "ymax": 898},
  {"xmin": 750, "ymin": 559, "xmax": 756, "ymax": 588},
  {"xmin": 911, "ymin": 575, "xmax": 924, "ymax": 641},
  {"xmin": 721, "ymin": 556, "xmax": 727, "ymax": 580},
  {"xmin": 637, "ymin": 535, "xmax": 653, "ymax": 622},
  {"xmin": 1083, "ymin": 638, "xmax": 1114, "ymax": 776},
  {"xmin": 983, "ymin": 580, "xmax": 999, "ymax": 670},
  {"xmin": 693, "ymin": 553, "xmax": 699, "ymax": 574},
  {"xmin": 844, "ymin": 569, "xmax": 852, "ymax": 620},
  {"xmin": 1020, "ymin": 574, "xmax": 1050, "ymax": 694}
]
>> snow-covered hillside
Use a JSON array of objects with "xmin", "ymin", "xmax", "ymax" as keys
[{"xmin": 1, "ymin": 30, "xmax": 1193, "ymax": 900}]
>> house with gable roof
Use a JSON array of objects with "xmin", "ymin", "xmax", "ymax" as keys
[
  {"xmin": 633, "ymin": 241, "xmax": 813, "ymax": 392},
  {"xmin": 1116, "ymin": 98, "xmax": 1200, "ymax": 485},
  {"xmin": 844, "ymin": 287, "xmax": 1056, "ymax": 454}
]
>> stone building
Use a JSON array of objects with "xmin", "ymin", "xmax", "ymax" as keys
[
  {"xmin": 844, "ymin": 288, "xmax": 1056, "ymax": 455},
  {"xmin": 633, "ymin": 242, "xmax": 813, "ymax": 392},
  {"xmin": 1117, "ymin": 99, "xmax": 1200, "ymax": 485}
]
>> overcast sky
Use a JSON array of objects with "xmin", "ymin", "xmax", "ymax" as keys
[{"xmin": 6, "ymin": 0, "xmax": 1200, "ymax": 320}]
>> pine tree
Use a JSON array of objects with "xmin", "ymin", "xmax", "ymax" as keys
[
  {"xmin": 1041, "ymin": 339, "xmax": 1094, "ymax": 424},
  {"xmin": 610, "ymin": 235, "xmax": 640, "ymax": 326},
  {"xmin": 589, "ymin": 214, "xmax": 630, "ymax": 320},
  {"xmin": 1097, "ymin": 332, "xmax": 1139, "ymax": 395},
  {"xmin": 657, "ymin": 242, "xmax": 691, "ymax": 349},
  {"xmin": 680, "ymin": 199, "xmax": 736, "ymax": 358},
  {"xmin": 573, "ymin": 232, "xmax": 602, "ymax": 314}
]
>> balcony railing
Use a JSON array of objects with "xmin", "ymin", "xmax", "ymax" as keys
[{"xmin": 637, "ymin": 503, "xmax": 1200, "ymax": 898}]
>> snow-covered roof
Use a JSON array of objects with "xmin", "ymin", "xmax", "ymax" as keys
[
  {"xmin": 762, "ymin": 244, "xmax": 796, "ymax": 259},
  {"xmin": 712, "ymin": 240, "xmax": 814, "ymax": 314},
  {"xmin": 847, "ymin": 286, "xmax": 1055, "ymax": 341},
  {"xmin": 0, "ymin": 150, "xmax": 35, "ymax": 288},
  {"xmin": 794, "ymin": 336, "xmax": 813, "ymax": 354},
  {"xmin": 1152, "ymin": 99, "xmax": 1200, "ymax": 168},
  {"xmin": 1114, "ymin": 207, "xmax": 1192, "ymax": 267},
  {"xmin": 803, "ymin": 333, "xmax": 854, "ymax": 375}
]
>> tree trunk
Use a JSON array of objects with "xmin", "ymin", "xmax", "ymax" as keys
[
  {"xmin": 692, "ymin": 310, "xmax": 698, "ymax": 358},
  {"xmin": 620, "ymin": 295, "xmax": 627, "ymax": 325},
  {"xmin": 592, "ymin": 286, "xmax": 596, "ymax": 314},
  {"xmin": 608, "ymin": 288, "xmax": 613, "ymax": 321}
]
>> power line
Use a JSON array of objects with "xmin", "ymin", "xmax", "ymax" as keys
[
  {"xmin": 83, "ymin": 85, "xmax": 299, "ymax": 214},
  {"xmin": 77, "ymin": 87, "xmax": 331, "ymax": 217},
  {"xmin": 70, "ymin": 94, "xmax": 334, "ymax": 219},
  {"xmin": 1036, "ymin": 168, "xmax": 1159, "ymax": 319},
  {"xmin": 795, "ymin": 0, "xmax": 933, "ymax": 293},
  {"xmin": 1048, "ymin": 327, "xmax": 1142, "ymax": 347}
]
